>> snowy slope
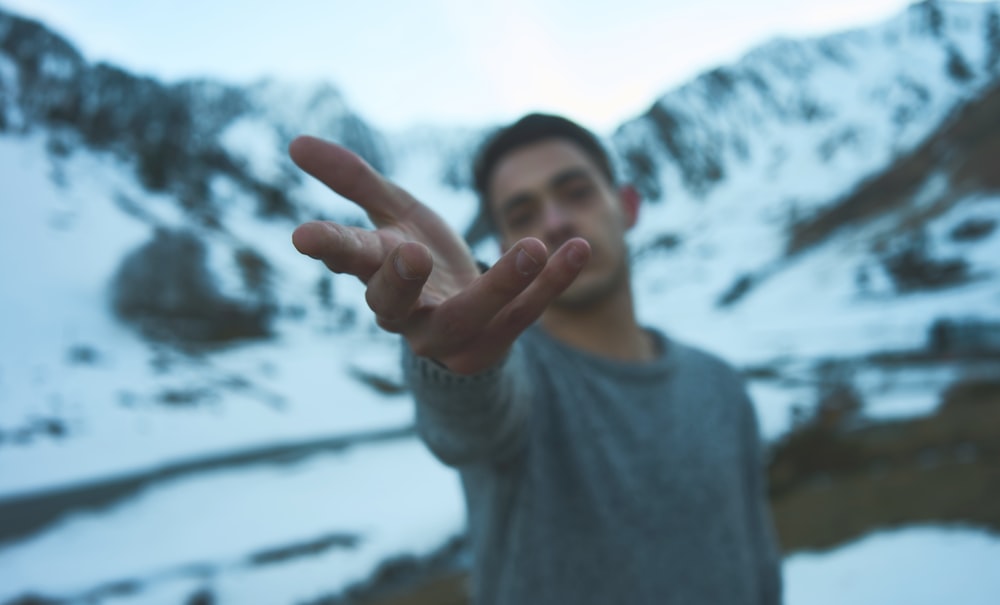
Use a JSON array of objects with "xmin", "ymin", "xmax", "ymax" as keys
[
  {"xmin": 783, "ymin": 524, "xmax": 1000, "ymax": 605},
  {"xmin": 0, "ymin": 133, "xmax": 425, "ymax": 495},
  {"xmin": 0, "ymin": 440, "xmax": 464, "ymax": 605},
  {"xmin": 617, "ymin": 0, "xmax": 1000, "ymax": 325},
  {"xmin": 2, "ymin": 2, "xmax": 1000, "ymax": 604}
]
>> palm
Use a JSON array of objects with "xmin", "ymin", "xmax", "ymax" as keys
[
  {"xmin": 289, "ymin": 136, "xmax": 589, "ymax": 375},
  {"xmin": 376, "ymin": 202, "xmax": 480, "ymax": 308}
]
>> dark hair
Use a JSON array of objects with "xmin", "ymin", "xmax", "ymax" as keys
[{"xmin": 469, "ymin": 113, "xmax": 616, "ymax": 240}]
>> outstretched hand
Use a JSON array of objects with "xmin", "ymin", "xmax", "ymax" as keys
[{"xmin": 289, "ymin": 136, "xmax": 590, "ymax": 375}]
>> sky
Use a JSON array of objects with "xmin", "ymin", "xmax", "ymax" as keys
[{"xmin": 0, "ymin": 0, "xmax": 978, "ymax": 132}]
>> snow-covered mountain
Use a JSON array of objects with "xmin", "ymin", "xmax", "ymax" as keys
[
  {"xmin": 615, "ymin": 0, "xmax": 1000, "ymax": 338},
  {"xmin": 1, "ymin": 1, "xmax": 999, "ymax": 604}
]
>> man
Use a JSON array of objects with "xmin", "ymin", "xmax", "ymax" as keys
[{"xmin": 290, "ymin": 114, "xmax": 782, "ymax": 604}]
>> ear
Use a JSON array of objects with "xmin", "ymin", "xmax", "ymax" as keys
[{"xmin": 618, "ymin": 185, "xmax": 640, "ymax": 229}]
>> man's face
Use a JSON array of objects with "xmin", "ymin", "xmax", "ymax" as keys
[{"xmin": 487, "ymin": 138, "xmax": 638, "ymax": 309}]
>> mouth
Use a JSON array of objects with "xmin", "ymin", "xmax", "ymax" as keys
[{"xmin": 548, "ymin": 236, "xmax": 589, "ymax": 257}]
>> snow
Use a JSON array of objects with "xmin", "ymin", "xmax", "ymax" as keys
[
  {"xmin": 0, "ymin": 135, "xmax": 416, "ymax": 496},
  {"xmin": 0, "ymin": 52, "xmax": 23, "ymax": 130},
  {"xmin": 2, "ymin": 2, "xmax": 1000, "ymax": 602},
  {"xmin": 635, "ymin": 187, "xmax": 1000, "ymax": 369},
  {"xmin": 0, "ymin": 438, "xmax": 464, "ymax": 604},
  {"xmin": 930, "ymin": 194, "xmax": 1000, "ymax": 267},
  {"xmin": 854, "ymin": 362, "xmax": 961, "ymax": 420},
  {"xmin": 218, "ymin": 117, "xmax": 285, "ymax": 184},
  {"xmin": 0, "ymin": 323, "xmax": 419, "ymax": 495},
  {"xmin": 619, "ymin": 0, "xmax": 999, "ymax": 339},
  {"xmin": 784, "ymin": 525, "xmax": 1000, "ymax": 605},
  {"xmin": 39, "ymin": 51, "xmax": 76, "ymax": 80},
  {"xmin": 746, "ymin": 380, "xmax": 814, "ymax": 442}
]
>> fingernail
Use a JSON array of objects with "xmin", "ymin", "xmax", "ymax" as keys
[
  {"xmin": 516, "ymin": 248, "xmax": 542, "ymax": 275},
  {"xmin": 567, "ymin": 244, "xmax": 587, "ymax": 268},
  {"xmin": 395, "ymin": 254, "xmax": 420, "ymax": 280}
]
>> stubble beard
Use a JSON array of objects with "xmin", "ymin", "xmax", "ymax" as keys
[{"xmin": 550, "ymin": 248, "xmax": 631, "ymax": 312}]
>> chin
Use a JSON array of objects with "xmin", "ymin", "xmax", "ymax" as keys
[{"xmin": 552, "ymin": 269, "xmax": 625, "ymax": 311}]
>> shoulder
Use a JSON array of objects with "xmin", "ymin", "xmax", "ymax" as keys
[
  {"xmin": 661, "ymin": 333, "xmax": 750, "ymax": 399},
  {"xmin": 663, "ymin": 333, "xmax": 741, "ymax": 379},
  {"xmin": 664, "ymin": 336, "xmax": 762, "ymax": 439}
]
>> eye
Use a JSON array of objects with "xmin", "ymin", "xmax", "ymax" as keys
[
  {"xmin": 505, "ymin": 207, "xmax": 537, "ymax": 230},
  {"xmin": 563, "ymin": 183, "xmax": 595, "ymax": 205}
]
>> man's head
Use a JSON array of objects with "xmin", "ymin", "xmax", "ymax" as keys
[
  {"xmin": 473, "ymin": 114, "xmax": 617, "ymax": 217},
  {"xmin": 472, "ymin": 113, "xmax": 639, "ymax": 309}
]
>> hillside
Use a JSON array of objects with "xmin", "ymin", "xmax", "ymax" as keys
[{"xmin": 1, "ymin": 2, "xmax": 999, "ymax": 604}]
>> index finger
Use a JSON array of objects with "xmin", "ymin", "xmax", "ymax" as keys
[
  {"xmin": 289, "ymin": 136, "xmax": 413, "ymax": 226},
  {"xmin": 292, "ymin": 220, "xmax": 389, "ymax": 283}
]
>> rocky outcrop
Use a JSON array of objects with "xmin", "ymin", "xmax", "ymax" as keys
[{"xmin": 111, "ymin": 228, "xmax": 273, "ymax": 346}]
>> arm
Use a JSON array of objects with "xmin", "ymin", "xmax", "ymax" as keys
[{"xmin": 404, "ymin": 342, "xmax": 532, "ymax": 467}]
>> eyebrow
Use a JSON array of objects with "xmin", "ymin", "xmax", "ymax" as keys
[
  {"xmin": 549, "ymin": 167, "xmax": 592, "ymax": 189},
  {"xmin": 498, "ymin": 167, "xmax": 594, "ymax": 217}
]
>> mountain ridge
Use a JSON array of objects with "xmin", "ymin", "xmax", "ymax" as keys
[{"xmin": 1, "ymin": 3, "xmax": 1000, "ymax": 603}]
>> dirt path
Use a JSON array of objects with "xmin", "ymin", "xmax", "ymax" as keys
[{"xmin": 0, "ymin": 425, "xmax": 415, "ymax": 546}]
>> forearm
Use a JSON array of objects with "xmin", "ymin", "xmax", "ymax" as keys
[{"xmin": 404, "ymin": 341, "xmax": 531, "ymax": 467}]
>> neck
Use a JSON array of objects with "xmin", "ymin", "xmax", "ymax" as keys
[{"xmin": 540, "ymin": 278, "xmax": 654, "ymax": 362}]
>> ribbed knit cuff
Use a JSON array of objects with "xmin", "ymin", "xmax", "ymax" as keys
[{"xmin": 403, "ymin": 345, "xmax": 512, "ymax": 382}]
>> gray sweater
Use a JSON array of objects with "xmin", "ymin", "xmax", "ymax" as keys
[{"xmin": 404, "ymin": 326, "xmax": 782, "ymax": 605}]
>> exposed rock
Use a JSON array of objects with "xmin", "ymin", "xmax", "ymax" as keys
[{"xmin": 110, "ymin": 228, "xmax": 273, "ymax": 347}]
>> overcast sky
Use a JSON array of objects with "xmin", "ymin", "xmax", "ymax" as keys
[{"xmin": 0, "ymin": 0, "xmax": 968, "ymax": 132}]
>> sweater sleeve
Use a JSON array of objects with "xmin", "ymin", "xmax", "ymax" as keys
[
  {"xmin": 740, "ymin": 392, "xmax": 784, "ymax": 605},
  {"xmin": 402, "ymin": 340, "xmax": 533, "ymax": 468}
]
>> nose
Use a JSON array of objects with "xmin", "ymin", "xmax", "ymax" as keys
[
  {"xmin": 541, "ymin": 201, "xmax": 574, "ymax": 246},
  {"xmin": 542, "ymin": 202, "xmax": 567, "ymax": 229}
]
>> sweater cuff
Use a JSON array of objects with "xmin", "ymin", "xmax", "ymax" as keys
[{"xmin": 403, "ymin": 346, "xmax": 508, "ymax": 386}]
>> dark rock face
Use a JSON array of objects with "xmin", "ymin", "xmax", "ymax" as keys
[
  {"xmin": 0, "ymin": 7, "xmax": 389, "ymax": 224},
  {"xmin": 611, "ymin": 1, "xmax": 999, "ymax": 211},
  {"xmin": 111, "ymin": 229, "xmax": 272, "ymax": 346},
  {"xmin": 0, "ymin": 6, "xmax": 399, "ymax": 346},
  {"xmin": 788, "ymin": 78, "xmax": 1000, "ymax": 256}
]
